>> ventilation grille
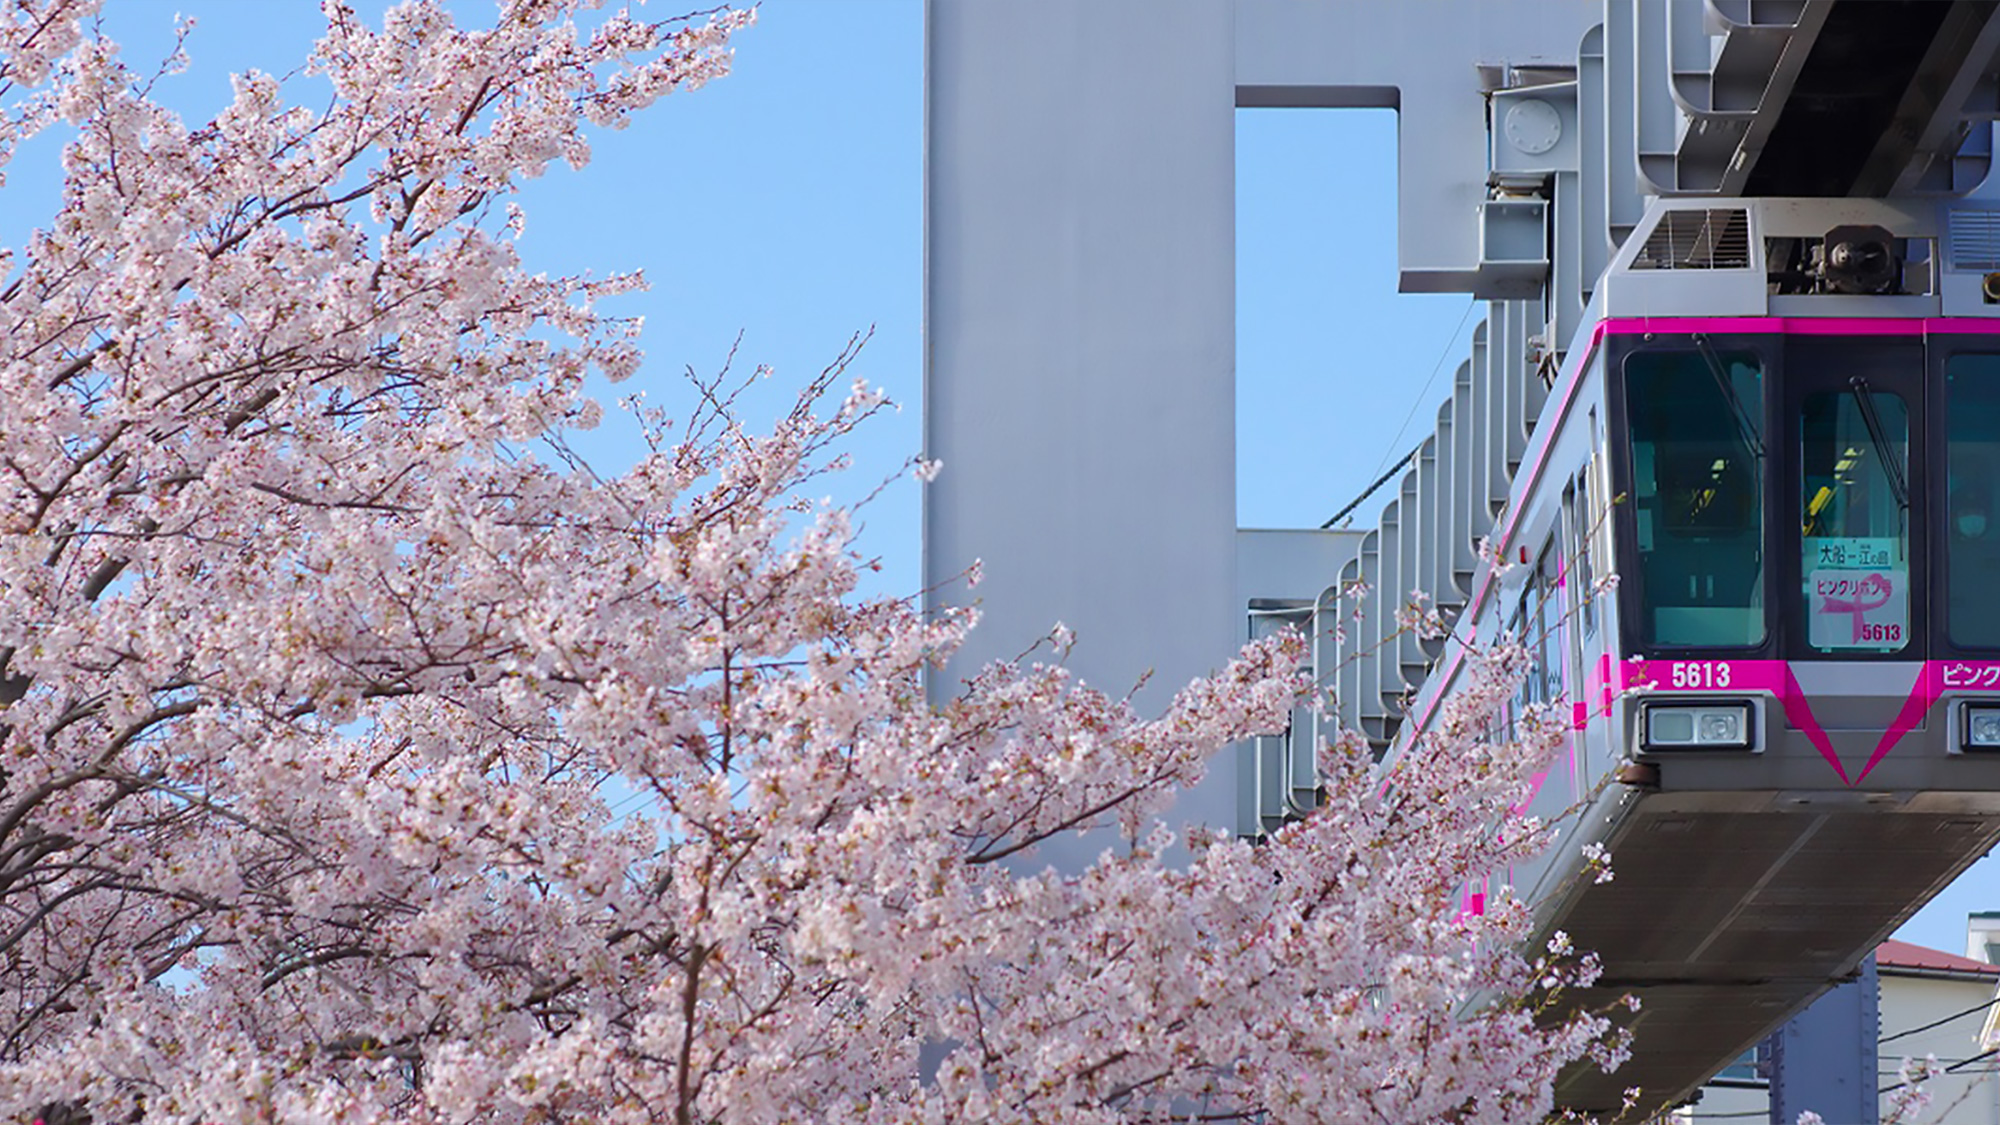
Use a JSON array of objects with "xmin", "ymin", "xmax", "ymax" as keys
[
  {"xmin": 1949, "ymin": 208, "xmax": 2000, "ymax": 271},
  {"xmin": 1632, "ymin": 208, "xmax": 1752, "ymax": 270}
]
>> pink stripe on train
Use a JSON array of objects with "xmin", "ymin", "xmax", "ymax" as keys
[
  {"xmin": 1595, "ymin": 316, "xmax": 2000, "ymax": 341},
  {"xmin": 1620, "ymin": 658, "xmax": 2000, "ymax": 785},
  {"xmin": 1620, "ymin": 659, "xmax": 1850, "ymax": 784}
]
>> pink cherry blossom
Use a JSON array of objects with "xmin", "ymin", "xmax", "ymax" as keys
[{"xmin": 0, "ymin": 4, "xmax": 1625, "ymax": 1122}]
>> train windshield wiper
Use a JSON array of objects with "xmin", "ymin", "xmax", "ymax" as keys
[
  {"xmin": 1849, "ymin": 375, "xmax": 1909, "ymax": 511},
  {"xmin": 1694, "ymin": 335, "xmax": 1765, "ymax": 460}
]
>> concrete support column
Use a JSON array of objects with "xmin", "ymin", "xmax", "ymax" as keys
[{"xmin": 923, "ymin": 0, "xmax": 1242, "ymax": 852}]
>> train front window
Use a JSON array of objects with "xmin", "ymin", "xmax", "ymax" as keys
[
  {"xmin": 1800, "ymin": 388, "xmax": 1909, "ymax": 653},
  {"xmin": 1945, "ymin": 355, "xmax": 2000, "ymax": 647},
  {"xmin": 1625, "ymin": 350, "xmax": 1766, "ymax": 648}
]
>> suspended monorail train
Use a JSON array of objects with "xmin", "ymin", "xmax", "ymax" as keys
[{"xmin": 1255, "ymin": 198, "xmax": 2000, "ymax": 1113}]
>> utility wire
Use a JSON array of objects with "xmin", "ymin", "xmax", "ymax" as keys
[
  {"xmin": 1687, "ymin": 1046, "xmax": 2000, "ymax": 1112},
  {"xmin": 1880, "ymin": 994, "xmax": 2000, "ymax": 1044},
  {"xmin": 1943, "ymin": 1048, "xmax": 1999, "ymax": 1075},
  {"xmin": 1674, "ymin": 999, "xmax": 2000, "ymax": 1109},
  {"xmin": 1343, "ymin": 297, "xmax": 1479, "ymax": 511},
  {"xmin": 1322, "ymin": 441, "xmax": 1424, "ymax": 529},
  {"xmin": 1326, "ymin": 297, "xmax": 1478, "ymax": 529},
  {"xmin": 1880, "ymin": 1047, "xmax": 2000, "ymax": 1095}
]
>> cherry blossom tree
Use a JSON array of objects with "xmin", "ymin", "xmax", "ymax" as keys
[{"xmin": 0, "ymin": 2, "xmax": 1626, "ymax": 1121}]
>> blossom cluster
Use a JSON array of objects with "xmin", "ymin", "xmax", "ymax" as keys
[{"xmin": 0, "ymin": 4, "xmax": 1623, "ymax": 1122}]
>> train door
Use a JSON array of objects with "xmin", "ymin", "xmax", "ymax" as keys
[{"xmin": 1782, "ymin": 337, "xmax": 1927, "ymax": 660}]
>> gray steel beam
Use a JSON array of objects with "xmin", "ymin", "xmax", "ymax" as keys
[
  {"xmin": 1876, "ymin": 1, "xmax": 2000, "ymax": 196},
  {"xmin": 1234, "ymin": 0, "xmax": 1597, "ymax": 293},
  {"xmin": 1767, "ymin": 955, "xmax": 1881, "ymax": 1125}
]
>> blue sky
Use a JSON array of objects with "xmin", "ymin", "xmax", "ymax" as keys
[
  {"xmin": 23, "ymin": 0, "xmax": 1988, "ymax": 959},
  {"xmin": 60, "ymin": 3, "xmax": 1469, "ymax": 565}
]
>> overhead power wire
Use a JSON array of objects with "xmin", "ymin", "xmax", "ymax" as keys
[
  {"xmin": 1879, "ymin": 994, "xmax": 1999, "ymax": 1044},
  {"xmin": 1323, "ymin": 442, "xmax": 1424, "ymax": 529},
  {"xmin": 1880, "ymin": 1046, "xmax": 2000, "ymax": 1095},
  {"xmin": 1664, "ymin": 988, "xmax": 1992, "ymax": 1104},
  {"xmin": 1328, "ymin": 297, "xmax": 1478, "ymax": 529}
]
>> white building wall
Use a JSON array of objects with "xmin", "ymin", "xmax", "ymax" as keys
[
  {"xmin": 1876, "ymin": 975, "xmax": 2000, "ymax": 1125},
  {"xmin": 1971, "ymin": 912, "xmax": 2000, "ymax": 966}
]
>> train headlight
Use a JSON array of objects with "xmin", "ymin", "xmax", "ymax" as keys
[
  {"xmin": 1642, "ymin": 702, "xmax": 1753, "ymax": 749},
  {"xmin": 1962, "ymin": 705, "xmax": 2000, "ymax": 750},
  {"xmin": 1700, "ymin": 710, "xmax": 1743, "ymax": 742}
]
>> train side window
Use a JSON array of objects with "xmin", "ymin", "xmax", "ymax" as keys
[
  {"xmin": 1945, "ymin": 355, "xmax": 2000, "ymax": 647},
  {"xmin": 1508, "ymin": 592, "xmax": 1534, "ymax": 727},
  {"xmin": 1800, "ymin": 389, "xmax": 1909, "ymax": 653},
  {"xmin": 1506, "ymin": 542, "xmax": 1563, "ymax": 716},
  {"xmin": 1586, "ymin": 408, "xmax": 1613, "ymax": 627},
  {"xmin": 1624, "ymin": 351, "xmax": 1766, "ymax": 647},
  {"xmin": 1563, "ymin": 483, "xmax": 1593, "ymax": 719},
  {"xmin": 1536, "ymin": 541, "xmax": 1563, "ymax": 704},
  {"xmin": 1567, "ymin": 474, "xmax": 1598, "ymax": 637}
]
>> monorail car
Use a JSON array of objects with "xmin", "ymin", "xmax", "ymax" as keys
[{"xmin": 1255, "ymin": 198, "xmax": 2000, "ymax": 1115}]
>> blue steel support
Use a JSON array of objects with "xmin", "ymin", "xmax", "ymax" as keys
[{"xmin": 1768, "ymin": 954, "xmax": 1880, "ymax": 1125}]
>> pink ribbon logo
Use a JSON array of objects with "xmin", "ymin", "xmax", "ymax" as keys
[{"xmin": 1818, "ymin": 571, "xmax": 1893, "ymax": 642}]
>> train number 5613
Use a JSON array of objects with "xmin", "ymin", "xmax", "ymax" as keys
[{"xmin": 1669, "ymin": 661, "xmax": 1732, "ymax": 688}]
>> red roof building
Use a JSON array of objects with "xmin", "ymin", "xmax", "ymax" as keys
[{"xmin": 1876, "ymin": 938, "xmax": 2000, "ymax": 979}]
